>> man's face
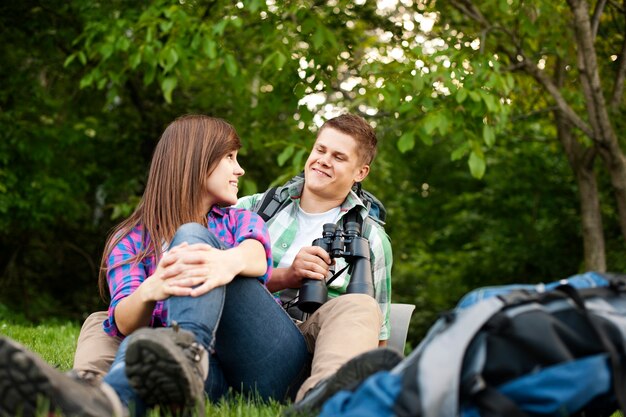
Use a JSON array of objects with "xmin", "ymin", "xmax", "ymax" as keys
[{"xmin": 303, "ymin": 127, "xmax": 370, "ymax": 201}]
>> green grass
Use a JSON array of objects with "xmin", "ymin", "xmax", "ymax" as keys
[
  {"xmin": 1, "ymin": 319, "xmax": 286, "ymax": 416},
  {"xmin": 2, "ymin": 319, "xmax": 626, "ymax": 417}
]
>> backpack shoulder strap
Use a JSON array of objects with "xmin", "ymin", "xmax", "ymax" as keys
[{"xmin": 255, "ymin": 186, "xmax": 282, "ymax": 222}]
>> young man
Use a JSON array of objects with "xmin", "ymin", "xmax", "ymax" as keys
[
  {"xmin": 236, "ymin": 113, "xmax": 396, "ymax": 409},
  {"xmin": 0, "ymin": 114, "xmax": 397, "ymax": 416}
]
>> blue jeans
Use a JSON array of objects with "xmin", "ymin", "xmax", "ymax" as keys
[{"xmin": 103, "ymin": 223, "xmax": 311, "ymax": 413}]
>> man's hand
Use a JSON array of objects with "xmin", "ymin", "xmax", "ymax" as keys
[{"xmin": 268, "ymin": 246, "xmax": 332, "ymax": 292}]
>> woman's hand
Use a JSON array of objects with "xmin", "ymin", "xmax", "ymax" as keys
[
  {"xmin": 140, "ymin": 239, "xmax": 267, "ymax": 300},
  {"xmin": 138, "ymin": 242, "xmax": 215, "ymax": 301}
]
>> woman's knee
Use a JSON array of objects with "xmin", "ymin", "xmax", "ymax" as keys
[{"xmin": 170, "ymin": 222, "xmax": 222, "ymax": 249}]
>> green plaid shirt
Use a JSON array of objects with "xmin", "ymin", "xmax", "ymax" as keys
[{"xmin": 236, "ymin": 177, "xmax": 393, "ymax": 340}]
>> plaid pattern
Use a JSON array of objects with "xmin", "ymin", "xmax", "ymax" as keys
[
  {"xmin": 237, "ymin": 178, "xmax": 393, "ymax": 340},
  {"xmin": 103, "ymin": 206, "xmax": 272, "ymax": 338}
]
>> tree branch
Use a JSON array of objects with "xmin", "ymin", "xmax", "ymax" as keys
[
  {"xmin": 591, "ymin": 0, "xmax": 608, "ymax": 38},
  {"xmin": 449, "ymin": 0, "xmax": 490, "ymax": 26},
  {"xmin": 610, "ymin": 1, "xmax": 626, "ymax": 109},
  {"xmin": 522, "ymin": 58, "xmax": 594, "ymax": 137}
]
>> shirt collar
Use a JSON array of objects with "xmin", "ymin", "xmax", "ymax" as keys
[
  {"xmin": 284, "ymin": 176, "xmax": 367, "ymax": 215},
  {"xmin": 209, "ymin": 205, "xmax": 228, "ymax": 218}
]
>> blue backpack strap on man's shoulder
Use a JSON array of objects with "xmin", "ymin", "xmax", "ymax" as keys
[
  {"xmin": 253, "ymin": 173, "xmax": 386, "ymax": 227},
  {"xmin": 255, "ymin": 186, "xmax": 281, "ymax": 222}
]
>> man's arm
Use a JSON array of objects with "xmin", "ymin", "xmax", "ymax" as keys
[{"xmin": 369, "ymin": 223, "xmax": 393, "ymax": 342}]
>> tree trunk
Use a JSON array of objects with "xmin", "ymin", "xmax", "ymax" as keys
[
  {"xmin": 568, "ymin": 0, "xmax": 626, "ymax": 242},
  {"xmin": 554, "ymin": 59, "xmax": 606, "ymax": 271}
]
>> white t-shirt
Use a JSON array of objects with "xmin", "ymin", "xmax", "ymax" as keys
[{"xmin": 277, "ymin": 205, "xmax": 340, "ymax": 269}]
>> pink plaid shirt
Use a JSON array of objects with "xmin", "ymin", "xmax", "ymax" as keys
[{"xmin": 103, "ymin": 206, "xmax": 272, "ymax": 338}]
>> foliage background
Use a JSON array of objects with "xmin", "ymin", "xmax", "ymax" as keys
[{"xmin": 0, "ymin": 0, "xmax": 624, "ymax": 347}]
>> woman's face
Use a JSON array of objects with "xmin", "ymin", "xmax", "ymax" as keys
[{"xmin": 202, "ymin": 150, "xmax": 245, "ymax": 211}]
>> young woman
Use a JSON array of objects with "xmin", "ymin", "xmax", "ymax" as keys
[{"xmin": 0, "ymin": 115, "xmax": 310, "ymax": 417}]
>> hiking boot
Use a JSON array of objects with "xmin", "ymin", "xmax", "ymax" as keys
[
  {"xmin": 0, "ymin": 336, "xmax": 126, "ymax": 417},
  {"xmin": 125, "ymin": 326, "xmax": 208, "ymax": 413},
  {"xmin": 285, "ymin": 347, "xmax": 403, "ymax": 416}
]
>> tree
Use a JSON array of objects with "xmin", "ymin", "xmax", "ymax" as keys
[{"xmin": 421, "ymin": 0, "xmax": 626, "ymax": 270}]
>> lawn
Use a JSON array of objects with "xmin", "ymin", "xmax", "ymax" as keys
[{"xmin": 1, "ymin": 318, "xmax": 285, "ymax": 417}]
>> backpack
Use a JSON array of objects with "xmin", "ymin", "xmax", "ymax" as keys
[
  {"xmin": 319, "ymin": 272, "xmax": 626, "ymax": 417},
  {"xmin": 254, "ymin": 172, "xmax": 386, "ymax": 234}
]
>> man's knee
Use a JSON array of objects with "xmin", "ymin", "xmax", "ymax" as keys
[
  {"xmin": 73, "ymin": 311, "xmax": 120, "ymax": 379},
  {"xmin": 319, "ymin": 294, "xmax": 382, "ymax": 327}
]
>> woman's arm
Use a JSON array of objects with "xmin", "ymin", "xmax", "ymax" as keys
[
  {"xmin": 178, "ymin": 239, "xmax": 267, "ymax": 297},
  {"xmin": 113, "ymin": 243, "xmax": 194, "ymax": 336}
]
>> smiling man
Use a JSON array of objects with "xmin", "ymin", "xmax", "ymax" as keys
[{"xmin": 236, "ymin": 113, "xmax": 397, "ymax": 414}]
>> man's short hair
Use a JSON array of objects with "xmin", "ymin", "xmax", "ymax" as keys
[{"xmin": 320, "ymin": 114, "xmax": 377, "ymax": 165}]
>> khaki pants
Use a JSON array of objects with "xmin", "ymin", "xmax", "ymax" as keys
[
  {"xmin": 295, "ymin": 293, "xmax": 382, "ymax": 401},
  {"xmin": 73, "ymin": 294, "xmax": 382, "ymax": 400},
  {"xmin": 72, "ymin": 311, "xmax": 121, "ymax": 381}
]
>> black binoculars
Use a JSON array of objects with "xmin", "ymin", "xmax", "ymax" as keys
[{"xmin": 298, "ymin": 221, "xmax": 374, "ymax": 313}]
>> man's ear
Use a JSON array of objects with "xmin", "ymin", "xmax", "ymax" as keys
[{"xmin": 354, "ymin": 165, "xmax": 370, "ymax": 183}]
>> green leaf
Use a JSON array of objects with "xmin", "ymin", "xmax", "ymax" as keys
[
  {"xmin": 313, "ymin": 27, "xmax": 325, "ymax": 49},
  {"xmin": 214, "ymin": 20, "xmax": 228, "ymax": 36},
  {"xmin": 469, "ymin": 91, "xmax": 481, "ymax": 102},
  {"xmin": 274, "ymin": 52, "xmax": 287, "ymax": 70},
  {"xmin": 423, "ymin": 112, "xmax": 449, "ymax": 136},
  {"xmin": 129, "ymin": 52, "xmax": 141, "ymax": 69},
  {"xmin": 277, "ymin": 145, "xmax": 295, "ymax": 166},
  {"xmin": 262, "ymin": 51, "xmax": 277, "ymax": 68},
  {"xmin": 146, "ymin": 27, "xmax": 154, "ymax": 43},
  {"xmin": 468, "ymin": 151, "xmax": 486, "ymax": 179},
  {"xmin": 161, "ymin": 76, "xmax": 178, "ymax": 104},
  {"xmin": 224, "ymin": 54, "xmax": 238, "ymax": 77},
  {"xmin": 397, "ymin": 132, "xmax": 415, "ymax": 153},
  {"xmin": 159, "ymin": 21, "xmax": 173, "ymax": 33},
  {"xmin": 116, "ymin": 37, "xmax": 130, "ymax": 52},
  {"xmin": 293, "ymin": 82, "xmax": 306, "ymax": 97},
  {"xmin": 423, "ymin": 113, "xmax": 438, "ymax": 135},
  {"xmin": 292, "ymin": 148, "xmax": 306, "ymax": 169},
  {"xmin": 456, "ymin": 88, "xmax": 467, "ymax": 103},
  {"xmin": 413, "ymin": 74, "xmax": 424, "ymax": 91},
  {"xmin": 165, "ymin": 47, "xmax": 179, "ymax": 71},
  {"xmin": 144, "ymin": 61, "xmax": 157, "ymax": 84},
  {"xmin": 451, "ymin": 142, "xmax": 469, "ymax": 161},
  {"xmin": 78, "ymin": 51, "xmax": 87, "ymax": 65},
  {"xmin": 64, "ymin": 54, "xmax": 76, "ymax": 68},
  {"xmin": 203, "ymin": 38, "xmax": 217, "ymax": 59},
  {"xmin": 483, "ymin": 124, "xmax": 496, "ymax": 147},
  {"xmin": 99, "ymin": 44, "xmax": 114, "ymax": 60},
  {"xmin": 79, "ymin": 73, "xmax": 93, "ymax": 89},
  {"xmin": 249, "ymin": 0, "xmax": 262, "ymax": 12},
  {"xmin": 480, "ymin": 90, "xmax": 497, "ymax": 112}
]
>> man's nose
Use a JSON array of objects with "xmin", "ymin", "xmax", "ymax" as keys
[{"xmin": 317, "ymin": 154, "xmax": 331, "ymax": 166}]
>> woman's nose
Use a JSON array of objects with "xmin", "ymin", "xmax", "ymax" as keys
[{"xmin": 235, "ymin": 161, "xmax": 245, "ymax": 176}]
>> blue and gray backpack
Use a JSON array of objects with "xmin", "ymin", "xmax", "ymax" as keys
[{"xmin": 320, "ymin": 272, "xmax": 626, "ymax": 417}]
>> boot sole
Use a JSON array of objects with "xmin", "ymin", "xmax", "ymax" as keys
[
  {"xmin": 125, "ymin": 331, "xmax": 202, "ymax": 407},
  {"xmin": 0, "ymin": 337, "xmax": 53, "ymax": 417},
  {"xmin": 323, "ymin": 348, "xmax": 403, "ymax": 396},
  {"xmin": 288, "ymin": 348, "xmax": 403, "ymax": 415}
]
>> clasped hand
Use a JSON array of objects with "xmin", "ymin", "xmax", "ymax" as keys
[{"xmin": 141, "ymin": 242, "xmax": 239, "ymax": 301}]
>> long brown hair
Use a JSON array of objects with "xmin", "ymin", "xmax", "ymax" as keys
[{"xmin": 97, "ymin": 115, "xmax": 242, "ymax": 299}]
